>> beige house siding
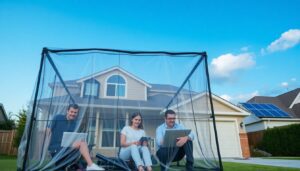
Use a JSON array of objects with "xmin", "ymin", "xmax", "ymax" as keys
[
  {"xmin": 53, "ymin": 86, "xmax": 80, "ymax": 97},
  {"xmin": 89, "ymin": 70, "xmax": 147, "ymax": 100}
]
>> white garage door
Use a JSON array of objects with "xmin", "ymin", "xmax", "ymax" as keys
[{"xmin": 212, "ymin": 121, "xmax": 241, "ymax": 158}]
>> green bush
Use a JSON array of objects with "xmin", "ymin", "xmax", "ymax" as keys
[
  {"xmin": 0, "ymin": 119, "xmax": 15, "ymax": 130},
  {"xmin": 258, "ymin": 124, "xmax": 300, "ymax": 156},
  {"xmin": 13, "ymin": 109, "xmax": 27, "ymax": 147}
]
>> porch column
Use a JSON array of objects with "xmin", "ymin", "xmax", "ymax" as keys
[{"xmin": 95, "ymin": 111, "xmax": 100, "ymax": 148}]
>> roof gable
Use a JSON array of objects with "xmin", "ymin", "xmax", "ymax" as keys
[
  {"xmin": 277, "ymin": 88, "xmax": 300, "ymax": 108},
  {"xmin": 76, "ymin": 66, "xmax": 152, "ymax": 88}
]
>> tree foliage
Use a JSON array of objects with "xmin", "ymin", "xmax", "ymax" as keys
[
  {"xmin": 14, "ymin": 109, "xmax": 27, "ymax": 147},
  {"xmin": 0, "ymin": 112, "xmax": 16, "ymax": 130}
]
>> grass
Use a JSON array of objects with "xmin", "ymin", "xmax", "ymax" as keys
[
  {"xmin": 223, "ymin": 162, "xmax": 300, "ymax": 171},
  {"xmin": 1, "ymin": 155, "xmax": 300, "ymax": 171},
  {"xmin": 261, "ymin": 157, "xmax": 300, "ymax": 160},
  {"xmin": 0, "ymin": 155, "xmax": 17, "ymax": 171}
]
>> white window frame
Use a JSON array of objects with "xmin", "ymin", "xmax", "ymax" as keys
[
  {"xmin": 104, "ymin": 74, "xmax": 127, "ymax": 98},
  {"xmin": 99, "ymin": 115, "xmax": 126, "ymax": 148}
]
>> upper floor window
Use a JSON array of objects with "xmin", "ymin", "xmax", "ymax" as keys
[
  {"xmin": 84, "ymin": 79, "xmax": 100, "ymax": 97},
  {"xmin": 106, "ymin": 75, "xmax": 126, "ymax": 97}
]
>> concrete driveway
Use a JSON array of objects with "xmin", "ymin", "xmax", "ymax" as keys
[{"xmin": 222, "ymin": 158, "xmax": 300, "ymax": 169}]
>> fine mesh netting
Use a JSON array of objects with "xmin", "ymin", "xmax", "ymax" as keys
[{"xmin": 17, "ymin": 48, "xmax": 223, "ymax": 171}]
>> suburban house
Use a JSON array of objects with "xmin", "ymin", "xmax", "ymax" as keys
[
  {"xmin": 45, "ymin": 67, "xmax": 250, "ymax": 159},
  {"xmin": 0, "ymin": 103, "xmax": 8, "ymax": 123},
  {"xmin": 241, "ymin": 88, "xmax": 300, "ymax": 133}
]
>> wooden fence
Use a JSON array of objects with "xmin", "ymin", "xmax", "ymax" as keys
[
  {"xmin": 0, "ymin": 130, "xmax": 18, "ymax": 155},
  {"xmin": 247, "ymin": 130, "xmax": 264, "ymax": 148}
]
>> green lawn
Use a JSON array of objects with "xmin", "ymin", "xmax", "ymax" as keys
[
  {"xmin": 261, "ymin": 157, "xmax": 300, "ymax": 160},
  {"xmin": 223, "ymin": 162, "xmax": 300, "ymax": 171},
  {"xmin": 1, "ymin": 155, "xmax": 300, "ymax": 171},
  {"xmin": 0, "ymin": 155, "xmax": 17, "ymax": 171}
]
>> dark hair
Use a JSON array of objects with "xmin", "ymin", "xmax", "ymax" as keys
[
  {"xmin": 129, "ymin": 112, "xmax": 143, "ymax": 129},
  {"xmin": 68, "ymin": 104, "xmax": 79, "ymax": 110},
  {"xmin": 165, "ymin": 109, "xmax": 176, "ymax": 118}
]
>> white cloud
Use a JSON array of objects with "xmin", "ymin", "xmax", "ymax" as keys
[
  {"xmin": 219, "ymin": 91, "xmax": 259, "ymax": 103},
  {"xmin": 281, "ymin": 82, "xmax": 289, "ymax": 88},
  {"xmin": 220, "ymin": 94, "xmax": 232, "ymax": 101},
  {"xmin": 236, "ymin": 91, "xmax": 259, "ymax": 102},
  {"xmin": 266, "ymin": 29, "xmax": 300, "ymax": 53},
  {"xmin": 210, "ymin": 53, "xmax": 255, "ymax": 81},
  {"xmin": 240, "ymin": 46, "xmax": 249, "ymax": 52},
  {"xmin": 291, "ymin": 78, "xmax": 297, "ymax": 82}
]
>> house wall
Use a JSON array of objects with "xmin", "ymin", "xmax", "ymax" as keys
[
  {"xmin": 96, "ymin": 70, "xmax": 146, "ymax": 100},
  {"xmin": 173, "ymin": 95, "xmax": 249, "ymax": 158},
  {"xmin": 263, "ymin": 120, "xmax": 300, "ymax": 129},
  {"xmin": 245, "ymin": 120, "xmax": 300, "ymax": 133},
  {"xmin": 53, "ymin": 86, "xmax": 80, "ymax": 97},
  {"xmin": 245, "ymin": 122, "xmax": 266, "ymax": 133}
]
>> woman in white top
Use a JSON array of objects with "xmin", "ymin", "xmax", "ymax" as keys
[{"xmin": 120, "ymin": 112, "xmax": 152, "ymax": 171}]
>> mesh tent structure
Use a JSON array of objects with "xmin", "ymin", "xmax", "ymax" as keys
[{"xmin": 17, "ymin": 48, "xmax": 223, "ymax": 171}]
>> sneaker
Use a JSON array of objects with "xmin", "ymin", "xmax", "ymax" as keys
[{"xmin": 86, "ymin": 163, "xmax": 105, "ymax": 170}]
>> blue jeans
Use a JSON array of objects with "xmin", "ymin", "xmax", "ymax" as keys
[{"xmin": 120, "ymin": 144, "xmax": 152, "ymax": 168}]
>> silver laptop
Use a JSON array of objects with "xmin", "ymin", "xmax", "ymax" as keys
[
  {"xmin": 162, "ymin": 129, "xmax": 191, "ymax": 147},
  {"xmin": 61, "ymin": 132, "xmax": 88, "ymax": 147}
]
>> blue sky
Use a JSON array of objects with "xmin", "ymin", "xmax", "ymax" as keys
[{"xmin": 1, "ymin": 0, "xmax": 300, "ymax": 115}]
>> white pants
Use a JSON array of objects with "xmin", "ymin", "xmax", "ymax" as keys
[{"xmin": 120, "ymin": 144, "xmax": 152, "ymax": 167}]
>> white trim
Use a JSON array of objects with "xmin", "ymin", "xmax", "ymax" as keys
[
  {"xmin": 245, "ymin": 118, "xmax": 300, "ymax": 126},
  {"xmin": 99, "ymin": 115, "xmax": 126, "ymax": 148},
  {"xmin": 95, "ymin": 111, "xmax": 100, "ymax": 148},
  {"xmin": 76, "ymin": 66, "xmax": 152, "ymax": 88},
  {"xmin": 83, "ymin": 81, "xmax": 100, "ymax": 97},
  {"xmin": 233, "ymin": 119, "xmax": 243, "ymax": 158},
  {"xmin": 289, "ymin": 91, "xmax": 300, "ymax": 108},
  {"xmin": 260, "ymin": 118, "xmax": 300, "ymax": 121},
  {"xmin": 104, "ymin": 73, "xmax": 128, "ymax": 99},
  {"xmin": 144, "ymin": 86, "xmax": 147, "ymax": 101},
  {"xmin": 80, "ymin": 82, "xmax": 84, "ymax": 97}
]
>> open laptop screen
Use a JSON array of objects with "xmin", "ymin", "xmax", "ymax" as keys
[
  {"xmin": 162, "ymin": 129, "xmax": 191, "ymax": 147},
  {"xmin": 61, "ymin": 132, "xmax": 87, "ymax": 147}
]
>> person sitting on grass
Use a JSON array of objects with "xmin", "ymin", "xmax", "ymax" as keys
[
  {"xmin": 119, "ymin": 112, "xmax": 152, "ymax": 171},
  {"xmin": 48, "ymin": 104, "xmax": 105, "ymax": 171},
  {"xmin": 156, "ymin": 109, "xmax": 194, "ymax": 171}
]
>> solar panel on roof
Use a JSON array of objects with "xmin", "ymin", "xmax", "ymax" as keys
[{"xmin": 240, "ymin": 103, "xmax": 291, "ymax": 118}]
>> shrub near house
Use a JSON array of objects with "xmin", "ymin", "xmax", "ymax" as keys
[{"xmin": 258, "ymin": 124, "xmax": 300, "ymax": 156}]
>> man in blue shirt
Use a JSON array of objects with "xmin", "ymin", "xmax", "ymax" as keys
[
  {"xmin": 48, "ymin": 104, "xmax": 104, "ymax": 171},
  {"xmin": 156, "ymin": 109, "xmax": 194, "ymax": 171}
]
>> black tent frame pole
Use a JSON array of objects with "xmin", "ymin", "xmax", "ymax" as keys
[
  {"xmin": 22, "ymin": 48, "xmax": 47, "ymax": 170},
  {"xmin": 44, "ymin": 50, "xmax": 75, "ymax": 104},
  {"xmin": 46, "ymin": 47, "xmax": 206, "ymax": 56},
  {"xmin": 204, "ymin": 54, "xmax": 223, "ymax": 170},
  {"xmin": 165, "ymin": 54, "xmax": 205, "ymax": 109}
]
